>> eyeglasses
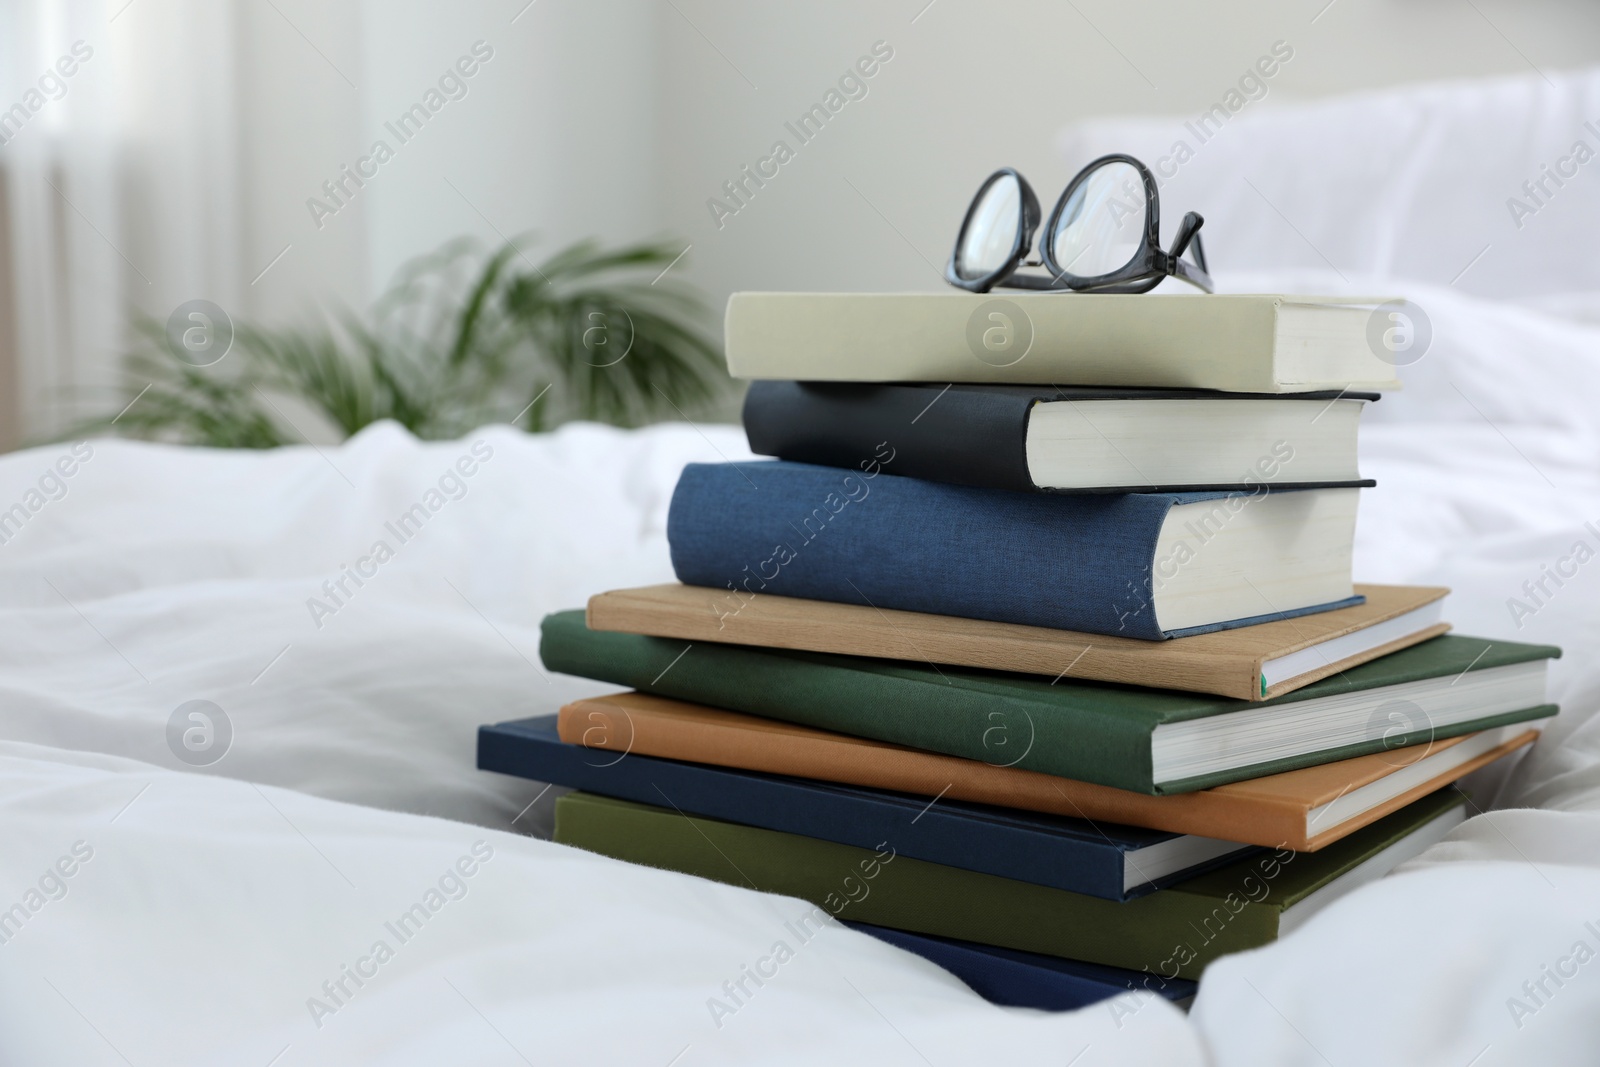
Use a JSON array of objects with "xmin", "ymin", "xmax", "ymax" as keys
[{"xmin": 946, "ymin": 154, "xmax": 1212, "ymax": 295}]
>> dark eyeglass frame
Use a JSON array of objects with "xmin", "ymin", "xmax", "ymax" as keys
[{"xmin": 945, "ymin": 154, "xmax": 1213, "ymax": 295}]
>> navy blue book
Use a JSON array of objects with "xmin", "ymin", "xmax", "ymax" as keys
[
  {"xmin": 845, "ymin": 922, "xmax": 1196, "ymax": 1012},
  {"xmin": 477, "ymin": 714, "xmax": 1255, "ymax": 901},
  {"xmin": 666, "ymin": 460, "xmax": 1363, "ymax": 640}
]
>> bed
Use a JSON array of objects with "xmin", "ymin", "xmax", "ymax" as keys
[{"xmin": 3, "ymin": 66, "xmax": 1600, "ymax": 1066}]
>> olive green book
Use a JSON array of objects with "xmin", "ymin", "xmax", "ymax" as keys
[
  {"xmin": 554, "ymin": 788, "xmax": 1466, "ymax": 980},
  {"xmin": 540, "ymin": 612, "xmax": 1558, "ymax": 794}
]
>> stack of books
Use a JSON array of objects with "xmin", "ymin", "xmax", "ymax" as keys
[{"xmin": 480, "ymin": 292, "xmax": 1561, "ymax": 1012}]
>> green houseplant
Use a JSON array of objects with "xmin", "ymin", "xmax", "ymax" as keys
[{"xmin": 97, "ymin": 236, "xmax": 729, "ymax": 446}]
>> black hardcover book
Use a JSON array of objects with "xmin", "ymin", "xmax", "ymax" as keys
[{"xmin": 742, "ymin": 381, "xmax": 1378, "ymax": 494}]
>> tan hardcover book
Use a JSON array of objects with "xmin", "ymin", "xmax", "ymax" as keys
[
  {"xmin": 724, "ymin": 292, "xmax": 1403, "ymax": 393},
  {"xmin": 558, "ymin": 692, "xmax": 1537, "ymax": 851},
  {"xmin": 586, "ymin": 582, "xmax": 1451, "ymax": 702}
]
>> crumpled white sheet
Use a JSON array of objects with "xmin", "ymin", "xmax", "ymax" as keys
[
  {"xmin": 0, "ymin": 419, "xmax": 756, "ymax": 836},
  {"xmin": 0, "ymin": 740, "xmax": 1203, "ymax": 1066},
  {"xmin": 2, "ymin": 282, "xmax": 1600, "ymax": 1062}
]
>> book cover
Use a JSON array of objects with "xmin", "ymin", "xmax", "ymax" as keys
[
  {"xmin": 724, "ymin": 292, "xmax": 1402, "ymax": 393},
  {"xmin": 585, "ymin": 582, "xmax": 1451, "ymax": 701},
  {"xmin": 552, "ymin": 788, "xmax": 1466, "ymax": 980},
  {"xmin": 555, "ymin": 691, "xmax": 1538, "ymax": 851},
  {"xmin": 844, "ymin": 922, "xmax": 1196, "ymax": 1011},
  {"xmin": 667, "ymin": 459, "xmax": 1362, "ymax": 640},
  {"xmin": 742, "ymin": 380, "xmax": 1377, "ymax": 494},
  {"xmin": 538, "ymin": 613, "xmax": 1559, "ymax": 794},
  {"xmin": 477, "ymin": 713, "xmax": 1253, "ymax": 900}
]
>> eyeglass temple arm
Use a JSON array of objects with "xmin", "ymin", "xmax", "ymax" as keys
[
  {"xmin": 1169, "ymin": 257, "xmax": 1213, "ymax": 293},
  {"xmin": 996, "ymin": 260, "xmax": 1213, "ymax": 294},
  {"xmin": 1166, "ymin": 212, "xmax": 1212, "ymax": 292},
  {"xmin": 1169, "ymin": 212, "xmax": 1205, "ymax": 267},
  {"xmin": 992, "ymin": 272, "xmax": 1071, "ymax": 291}
]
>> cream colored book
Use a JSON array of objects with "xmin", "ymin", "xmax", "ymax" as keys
[
  {"xmin": 724, "ymin": 292, "xmax": 1403, "ymax": 393},
  {"xmin": 585, "ymin": 582, "xmax": 1451, "ymax": 701}
]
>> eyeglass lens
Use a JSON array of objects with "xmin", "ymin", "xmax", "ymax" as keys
[
  {"xmin": 956, "ymin": 173, "xmax": 1023, "ymax": 281},
  {"xmin": 1051, "ymin": 161, "xmax": 1147, "ymax": 279}
]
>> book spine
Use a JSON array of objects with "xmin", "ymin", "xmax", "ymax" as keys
[
  {"xmin": 742, "ymin": 382, "xmax": 1041, "ymax": 493},
  {"xmin": 666, "ymin": 460, "xmax": 1176, "ymax": 639}
]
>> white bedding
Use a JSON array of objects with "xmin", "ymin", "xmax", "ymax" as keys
[
  {"xmin": 6, "ymin": 64, "xmax": 1600, "ymax": 1066},
  {"xmin": 1, "ymin": 358, "xmax": 1598, "ymax": 1064},
  {"xmin": 0, "ymin": 741, "xmax": 1202, "ymax": 1066},
  {"xmin": 0, "ymin": 420, "xmax": 739, "ymax": 837}
]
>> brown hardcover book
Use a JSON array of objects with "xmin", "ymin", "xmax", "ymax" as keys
[
  {"xmin": 586, "ymin": 583, "xmax": 1451, "ymax": 701},
  {"xmin": 558, "ymin": 691, "xmax": 1536, "ymax": 851}
]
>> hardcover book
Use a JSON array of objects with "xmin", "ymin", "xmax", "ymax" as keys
[
  {"xmin": 668, "ymin": 460, "xmax": 1362, "ymax": 639},
  {"xmin": 845, "ymin": 922, "xmax": 1196, "ymax": 1012},
  {"xmin": 585, "ymin": 582, "xmax": 1451, "ymax": 701},
  {"xmin": 556, "ymin": 691, "xmax": 1538, "ymax": 851},
  {"xmin": 743, "ymin": 381, "xmax": 1375, "ymax": 493},
  {"xmin": 477, "ymin": 713, "xmax": 1254, "ymax": 900},
  {"xmin": 539, "ymin": 614, "xmax": 1559, "ymax": 794},
  {"xmin": 724, "ymin": 292, "xmax": 1403, "ymax": 393},
  {"xmin": 553, "ymin": 788, "xmax": 1467, "ymax": 979}
]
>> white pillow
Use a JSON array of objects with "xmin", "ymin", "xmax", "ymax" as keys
[
  {"xmin": 1057, "ymin": 64, "xmax": 1600, "ymax": 301},
  {"xmin": 1209, "ymin": 267, "xmax": 1600, "ymax": 440}
]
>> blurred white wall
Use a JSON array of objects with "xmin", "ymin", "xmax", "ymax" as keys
[
  {"xmin": 654, "ymin": 0, "xmax": 1600, "ymax": 310},
  {"xmin": 2, "ymin": 0, "xmax": 1599, "ymax": 445},
  {"xmin": 358, "ymin": 0, "xmax": 661, "ymax": 297},
  {"xmin": 236, "ymin": 0, "xmax": 370, "ymax": 323},
  {"xmin": 232, "ymin": 0, "xmax": 663, "ymax": 329}
]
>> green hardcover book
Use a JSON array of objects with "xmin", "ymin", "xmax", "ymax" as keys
[
  {"xmin": 540, "ymin": 612, "xmax": 1558, "ymax": 794},
  {"xmin": 554, "ymin": 788, "xmax": 1467, "ymax": 980}
]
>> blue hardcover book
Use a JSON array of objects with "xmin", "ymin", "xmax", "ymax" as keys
[
  {"xmin": 667, "ymin": 460, "xmax": 1363, "ymax": 639},
  {"xmin": 844, "ymin": 922, "xmax": 1196, "ymax": 1012},
  {"xmin": 477, "ymin": 715, "xmax": 1255, "ymax": 901}
]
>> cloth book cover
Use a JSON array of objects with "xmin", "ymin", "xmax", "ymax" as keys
[
  {"xmin": 477, "ymin": 713, "xmax": 1252, "ymax": 900},
  {"xmin": 723, "ymin": 292, "xmax": 1402, "ymax": 393},
  {"xmin": 844, "ymin": 922, "xmax": 1196, "ymax": 1012},
  {"xmin": 539, "ymin": 612, "xmax": 1559, "ymax": 794},
  {"xmin": 742, "ymin": 380, "xmax": 1377, "ymax": 494},
  {"xmin": 555, "ymin": 691, "xmax": 1538, "ymax": 851},
  {"xmin": 667, "ymin": 459, "xmax": 1362, "ymax": 640},
  {"xmin": 585, "ymin": 581, "xmax": 1451, "ymax": 701},
  {"xmin": 552, "ymin": 788, "xmax": 1466, "ymax": 980}
]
